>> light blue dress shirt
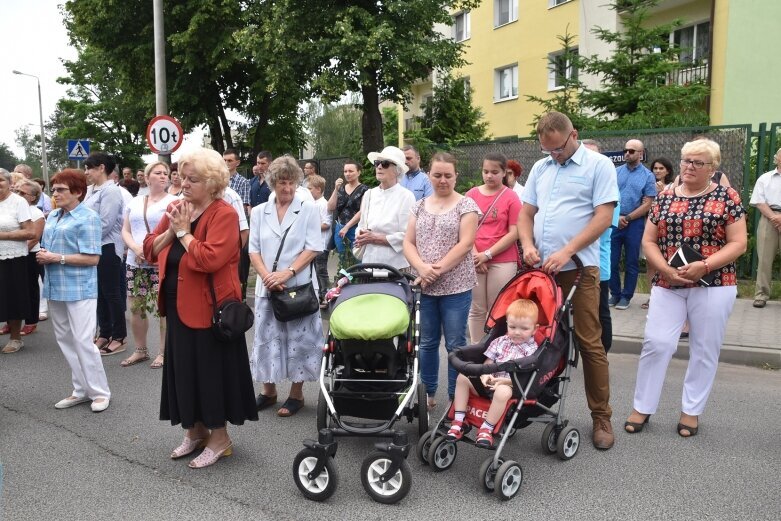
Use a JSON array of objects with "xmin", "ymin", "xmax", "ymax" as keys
[
  {"xmin": 616, "ymin": 162, "xmax": 656, "ymax": 215},
  {"xmin": 522, "ymin": 143, "xmax": 619, "ymax": 271},
  {"xmin": 400, "ymin": 169, "xmax": 433, "ymax": 201},
  {"xmin": 41, "ymin": 203, "xmax": 102, "ymax": 301}
]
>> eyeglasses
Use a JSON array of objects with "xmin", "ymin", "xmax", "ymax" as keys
[
  {"xmin": 373, "ymin": 160, "xmax": 394, "ymax": 169},
  {"xmin": 680, "ymin": 159, "xmax": 712, "ymax": 169},
  {"xmin": 12, "ymin": 189, "xmax": 34, "ymax": 197},
  {"xmin": 624, "ymin": 149, "xmax": 637, "ymax": 154},
  {"xmin": 540, "ymin": 132, "xmax": 572, "ymax": 155},
  {"xmin": 52, "ymin": 187, "xmax": 71, "ymax": 193}
]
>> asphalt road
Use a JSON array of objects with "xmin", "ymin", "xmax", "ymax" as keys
[{"xmin": 1, "ymin": 317, "xmax": 779, "ymax": 521}]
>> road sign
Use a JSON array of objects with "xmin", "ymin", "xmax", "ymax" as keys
[
  {"xmin": 146, "ymin": 115, "xmax": 183, "ymax": 155},
  {"xmin": 67, "ymin": 139, "xmax": 90, "ymax": 160},
  {"xmin": 604, "ymin": 149, "xmax": 648, "ymax": 166}
]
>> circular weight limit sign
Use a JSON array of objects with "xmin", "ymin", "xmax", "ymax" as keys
[{"xmin": 146, "ymin": 115, "xmax": 184, "ymax": 155}]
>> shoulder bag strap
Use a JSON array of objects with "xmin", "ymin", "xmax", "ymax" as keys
[
  {"xmin": 142, "ymin": 195, "xmax": 151, "ymax": 234},
  {"xmin": 477, "ymin": 187, "xmax": 507, "ymax": 231},
  {"xmin": 272, "ymin": 225, "xmax": 293, "ymax": 272}
]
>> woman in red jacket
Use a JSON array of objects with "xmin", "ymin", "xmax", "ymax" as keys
[{"xmin": 144, "ymin": 148, "xmax": 257, "ymax": 469}]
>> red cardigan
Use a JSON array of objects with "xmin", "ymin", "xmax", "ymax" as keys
[{"xmin": 143, "ymin": 199, "xmax": 241, "ymax": 329}]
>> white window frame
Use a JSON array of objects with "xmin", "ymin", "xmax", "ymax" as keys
[
  {"xmin": 452, "ymin": 11, "xmax": 471, "ymax": 42},
  {"xmin": 494, "ymin": 64, "xmax": 518, "ymax": 103},
  {"xmin": 547, "ymin": 48, "xmax": 578, "ymax": 91},
  {"xmin": 671, "ymin": 21, "xmax": 710, "ymax": 64},
  {"xmin": 548, "ymin": 0, "xmax": 573, "ymax": 8},
  {"xmin": 494, "ymin": 0, "xmax": 518, "ymax": 28}
]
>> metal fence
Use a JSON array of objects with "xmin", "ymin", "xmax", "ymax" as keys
[{"xmin": 298, "ymin": 156, "xmax": 351, "ymax": 199}]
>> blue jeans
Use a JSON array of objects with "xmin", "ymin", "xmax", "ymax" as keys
[
  {"xmin": 333, "ymin": 221, "xmax": 356, "ymax": 254},
  {"xmin": 419, "ymin": 290, "xmax": 472, "ymax": 399},
  {"xmin": 609, "ymin": 218, "xmax": 644, "ymax": 301}
]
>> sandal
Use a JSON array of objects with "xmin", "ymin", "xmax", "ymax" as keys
[
  {"xmin": 624, "ymin": 413, "xmax": 651, "ymax": 434},
  {"xmin": 100, "ymin": 338, "xmax": 127, "ymax": 356},
  {"xmin": 171, "ymin": 436, "xmax": 209, "ymax": 459},
  {"xmin": 446, "ymin": 420, "xmax": 465, "ymax": 441},
  {"xmin": 38, "ymin": 313, "xmax": 48, "ymax": 321},
  {"xmin": 150, "ymin": 354, "xmax": 164, "ymax": 369},
  {"xmin": 277, "ymin": 397, "xmax": 304, "ymax": 417},
  {"xmin": 0, "ymin": 324, "xmax": 10, "ymax": 335},
  {"xmin": 640, "ymin": 299, "xmax": 650, "ymax": 310},
  {"xmin": 20, "ymin": 324, "xmax": 37, "ymax": 336},
  {"xmin": 188, "ymin": 443, "xmax": 233, "ymax": 469},
  {"xmin": 677, "ymin": 422, "xmax": 699, "ymax": 438},
  {"xmin": 121, "ymin": 348, "xmax": 150, "ymax": 367},
  {"xmin": 94, "ymin": 337, "xmax": 111, "ymax": 350},
  {"xmin": 475, "ymin": 427, "xmax": 494, "ymax": 448},
  {"xmin": 255, "ymin": 393, "xmax": 278, "ymax": 411}
]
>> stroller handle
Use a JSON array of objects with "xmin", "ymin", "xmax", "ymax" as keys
[
  {"xmin": 345, "ymin": 263, "xmax": 417, "ymax": 284},
  {"xmin": 449, "ymin": 345, "xmax": 503, "ymax": 376}
]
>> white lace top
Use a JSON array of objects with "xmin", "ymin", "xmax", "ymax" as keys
[{"xmin": 0, "ymin": 193, "xmax": 32, "ymax": 260}]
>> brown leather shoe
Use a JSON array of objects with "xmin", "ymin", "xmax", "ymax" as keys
[{"xmin": 592, "ymin": 418, "xmax": 615, "ymax": 450}]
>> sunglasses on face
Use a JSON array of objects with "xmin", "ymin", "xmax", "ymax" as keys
[
  {"xmin": 624, "ymin": 149, "xmax": 637, "ymax": 154},
  {"xmin": 373, "ymin": 160, "xmax": 395, "ymax": 169}
]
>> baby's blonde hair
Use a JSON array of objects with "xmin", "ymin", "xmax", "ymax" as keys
[{"xmin": 506, "ymin": 299, "xmax": 539, "ymax": 323}]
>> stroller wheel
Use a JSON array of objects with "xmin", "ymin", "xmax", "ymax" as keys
[
  {"xmin": 428, "ymin": 436, "xmax": 457, "ymax": 472},
  {"xmin": 360, "ymin": 451, "xmax": 412, "ymax": 504},
  {"xmin": 416, "ymin": 431, "xmax": 434, "ymax": 465},
  {"xmin": 478, "ymin": 456, "xmax": 504, "ymax": 492},
  {"xmin": 541, "ymin": 422, "xmax": 559, "ymax": 454},
  {"xmin": 556, "ymin": 426, "xmax": 580, "ymax": 460},
  {"xmin": 494, "ymin": 460, "xmax": 523, "ymax": 500},
  {"xmin": 416, "ymin": 382, "xmax": 429, "ymax": 436},
  {"xmin": 293, "ymin": 448, "xmax": 339, "ymax": 501}
]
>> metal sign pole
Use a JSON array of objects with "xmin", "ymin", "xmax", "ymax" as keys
[{"xmin": 153, "ymin": 0, "xmax": 170, "ymax": 164}]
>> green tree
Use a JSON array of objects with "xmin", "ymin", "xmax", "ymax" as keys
[
  {"xmin": 261, "ymin": 0, "xmax": 480, "ymax": 155},
  {"xmin": 14, "ymin": 127, "xmax": 43, "ymax": 178},
  {"xmin": 305, "ymin": 98, "xmax": 363, "ymax": 159},
  {"xmin": 0, "ymin": 143, "xmax": 20, "ymax": 172},
  {"xmin": 382, "ymin": 106, "xmax": 399, "ymax": 148},
  {"xmin": 415, "ymin": 73, "xmax": 488, "ymax": 145},
  {"xmin": 579, "ymin": 0, "xmax": 710, "ymax": 127}
]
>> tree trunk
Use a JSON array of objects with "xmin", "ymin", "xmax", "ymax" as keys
[
  {"xmin": 218, "ymin": 104, "xmax": 233, "ymax": 150},
  {"xmin": 208, "ymin": 112, "xmax": 223, "ymax": 152},
  {"xmin": 252, "ymin": 96, "xmax": 272, "ymax": 154},
  {"xmin": 360, "ymin": 78, "xmax": 383, "ymax": 156}
]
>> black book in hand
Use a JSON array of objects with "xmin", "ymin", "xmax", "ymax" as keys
[{"xmin": 667, "ymin": 243, "xmax": 717, "ymax": 287}]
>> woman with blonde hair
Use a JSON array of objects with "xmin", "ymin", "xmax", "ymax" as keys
[
  {"xmin": 144, "ymin": 148, "xmax": 257, "ymax": 469},
  {"xmin": 120, "ymin": 162, "xmax": 178, "ymax": 368}
]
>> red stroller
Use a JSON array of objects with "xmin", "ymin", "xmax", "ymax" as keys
[{"xmin": 416, "ymin": 256, "xmax": 585, "ymax": 500}]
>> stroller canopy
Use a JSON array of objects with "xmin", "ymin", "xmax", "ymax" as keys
[{"xmin": 330, "ymin": 283, "xmax": 411, "ymax": 341}]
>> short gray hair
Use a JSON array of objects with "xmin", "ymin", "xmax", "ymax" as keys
[
  {"xmin": 0, "ymin": 169, "xmax": 10, "ymax": 181},
  {"xmin": 20, "ymin": 179, "xmax": 42, "ymax": 204},
  {"xmin": 267, "ymin": 155, "xmax": 303, "ymax": 188}
]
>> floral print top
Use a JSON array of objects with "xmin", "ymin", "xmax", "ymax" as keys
[
  {"xmin": 411, "ymin": 196, "xmax": 480, "ymax": 296},
  {"xmin": 336, "ymin": 183, "xmax": 368, "ymax": 225},
  {"xmin": 649, "ymin": 185, "xmax": 745, "ymax": 289}
]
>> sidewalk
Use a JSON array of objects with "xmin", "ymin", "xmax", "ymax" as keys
[{"xmin": 610, "ymin": 292, "xmax": 781, "ymax": 368}]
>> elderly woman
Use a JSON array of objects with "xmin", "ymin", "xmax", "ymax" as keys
[
  {"xmin": 14, "ymin": 180, "xmax": 46, "ymax": 337},
  {"xmin": 120, "ymin": 162, "xmax": 178, "ymax": 368},
  {"xmin": 353, "ymin": 146, "xmax": 416, "ymax": 269},
  {"xmin": 327, "ymin": 160, "xmax": 368, "ymax": 255},
  {"xmin": 403, "ymin": 152, "xmax": 479, "ymax": 408},
  {"xmin": 625, "ymin": 139, "xmax": 747, "ymax": 438},
  {"xmin": 465, "ymin": 152, "xmax": 522, "ymax": 344},
  {"xmin": 249, "ymin": 156, "xmax": 323, "ymax": 417},
  {"xmin": 0, "ymin": 170, "xmax": 35, "ymax": 353},
  {"xmin": 143, "ymin": 148, "xmax": 257, "ymax": 469},
  {"xmin": 83, "ymin": 152, "xmax": 128, "ymax": 356},
  {"xmin": 37, "ymin": 169, "xmax": 110, "ymax": 411}
]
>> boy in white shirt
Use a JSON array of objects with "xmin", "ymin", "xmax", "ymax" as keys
[{"xmin": 308, "ymin": 175, "xmax": 332, "ymax": 307}]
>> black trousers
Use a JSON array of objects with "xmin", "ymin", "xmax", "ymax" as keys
[
  {"xmin": 599, "ymin": 280, "xmax": 612, "ymax": 353},
  {"xmin": 239, "ymin": 242, "xmax": 250, "ymax": 300},
  {"xmin": 96, "ymin": 244, "xmax": 127, "ymax": 339}
]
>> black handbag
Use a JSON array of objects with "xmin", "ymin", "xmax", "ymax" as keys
[
  {"xmin": 268, "ymin": 225, "xmax": 320, "ymax": 322},
  {"xmin": 209, "ymin": 274, "xmax": 254, "ymax": 342}
]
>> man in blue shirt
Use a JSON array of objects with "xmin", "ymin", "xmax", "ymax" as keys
[
  {"xmin": 609, "ymin": 139, "xmax": 656, "ymax": 310},
  {"xmin": 401, "ymin": 145, "xmax": 433, "ymax": 200},
  {"xmin": 519, "ymin": 111, "xmax": 618, "ymax": 450},
  {"xmin": 250, "ymin": 151, "xmax": 272, "ymax": 208}
]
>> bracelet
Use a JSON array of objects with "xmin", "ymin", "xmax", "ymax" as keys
[
  {"xmin": 702, "ymin": 259, "xmax": 711, "ymax": 274},
  {"xmin": 483, "ymin": 249, "xmax": 493, "ymax": 260},
  {"xmin": 288, "ymin": 266, "xmax": 297, "ymax": 276}
]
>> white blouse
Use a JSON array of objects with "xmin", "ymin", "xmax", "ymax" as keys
[
  {"xmin": 354, "ymin": 183, "xmax": 415, "ymax": 269},
  {"xmin": 0, "ymin": 193, "xmax": 33, "ymax": 260}
]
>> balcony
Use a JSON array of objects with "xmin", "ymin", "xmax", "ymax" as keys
[{"xmin": 667, "ymin": 61, "xmax": 709, "ymax": 86}]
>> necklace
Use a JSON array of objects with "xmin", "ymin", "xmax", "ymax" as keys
[{"xmin": 679, "ymin": 182, "xmax": 711, "ymax": 198}]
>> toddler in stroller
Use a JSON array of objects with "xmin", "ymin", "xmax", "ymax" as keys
[{"xmin": 447, "ymin": 299, "xmax": 539, "ymax": 448}]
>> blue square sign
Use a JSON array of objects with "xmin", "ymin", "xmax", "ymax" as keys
[{"xmin": 67, "ymin": 139, "xmax": 91, "ymax": 160}]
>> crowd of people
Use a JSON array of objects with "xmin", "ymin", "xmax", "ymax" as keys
[{"xmin": 0, "ymin": 109, "xmax": 762, "ymax": 468}]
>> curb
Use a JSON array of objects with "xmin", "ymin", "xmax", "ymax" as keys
[{"xmin": 611, "ymin": 336, "xmax": 781, "ymax": 369}]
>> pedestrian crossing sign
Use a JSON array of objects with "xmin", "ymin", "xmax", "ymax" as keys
[{"xmin": 67, "ymin": 139, "xmax": 91, "ymax": 160}]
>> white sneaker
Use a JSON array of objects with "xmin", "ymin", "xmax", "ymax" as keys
[
  {"xmin": 55, "ymin": 396, "xmax": 90, "ymax": 409},
  {"xmin": 1, "ymin": 339, "xmax": 24, "ymax": 354},
  {"xmin": 91, "ymin": 398, "xmax": 110, "ymax": 413}
]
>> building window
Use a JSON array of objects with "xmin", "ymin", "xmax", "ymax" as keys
[
  {"xmin": 548, "ymin": 0, "xmax": 573, "ymax": 7},
  {"xmin": 453, "ymin": 11, "xmax": 470, "ymax": 42},
  {"xmin": 672, "ymin": 21, "xmax": 710, "ymax": 64},
  {"xmin": 495, "ymin": 0, "xmax": 518, "ymax": 28},
  {"xmin": 495, "ymin": 64, "xmax": 518, "ymax": 102},
  {"xmin": 548, "ymin": 48, "xmax": 578, "ymax": 90}
]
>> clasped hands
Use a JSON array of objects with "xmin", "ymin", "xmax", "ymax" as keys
[
  {"xmin": 661, "ymin": 260, "xmax": 708, "ymax": 286},
  {"xmin": 262, "ymin": 270, "xmax": 292, "ymax": 292},
  {"xmin": 413, "ymin": 263, "xmax": 441, "ymax": 288},
  {"xmin": 480, "ymin": 374, "xmax": 509, "ymax": 390},
  {"xmin": 166, "ymin": 200, "xmax": 192, "ymax": 238},
  {"xmin": 354, "ymin": 229, "xmax": 381, "ymax": 247},
  {"xmin": 522, "ymin": 245, "xmax": 572, "ymax": 275}
]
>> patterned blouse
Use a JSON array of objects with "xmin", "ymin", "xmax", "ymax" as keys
[
  {"xmin": 336, "ymin": 183, "xmax": 369, "ymax": 225},
  {"xmin": 411, "ymin": 196, "xmax": 480, "ymax": 296},
  {"xmin": 649, "ymin": 185, "xmax": 745, "ymax": 289}
]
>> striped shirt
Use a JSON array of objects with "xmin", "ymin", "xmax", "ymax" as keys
[{"xmin": 41, "ymin": 203, "xmax": 102, "ymax": 301}]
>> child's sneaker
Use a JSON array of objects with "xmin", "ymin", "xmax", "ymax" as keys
[
  {"xmin": 446, "ymin": 420, "xmax": 465, "ymax": 441},
  {"xmin": 475, "ymin": 427, "xmax": 494, "ymax": 448}
]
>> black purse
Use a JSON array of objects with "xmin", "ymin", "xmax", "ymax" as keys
[
  {"xmin": 209, "ymin": 274, "xmax": 254, "ymax": 342},
  {"xmin": 268, "ymin": 225, "xmax": 320, "ymax": 322}
]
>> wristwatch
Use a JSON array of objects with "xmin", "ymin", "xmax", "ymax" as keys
[
  {"xmin": 59, "ymin": 254, "xmax": 66, "ymax": 265},
  {"xmin": 176, "ymin": 230, "xmax": 187, "ymax": 239},
  {"xmin": 625, "ymin": 214, "xmax": 632, "ymax": 222},
  {"xmin": 483, "ymin": 249, "xmax": 493, "ymax": 260},
  {"xmin": 288, "ymin": 267, "xmax": 297, "ymax": 276}
]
